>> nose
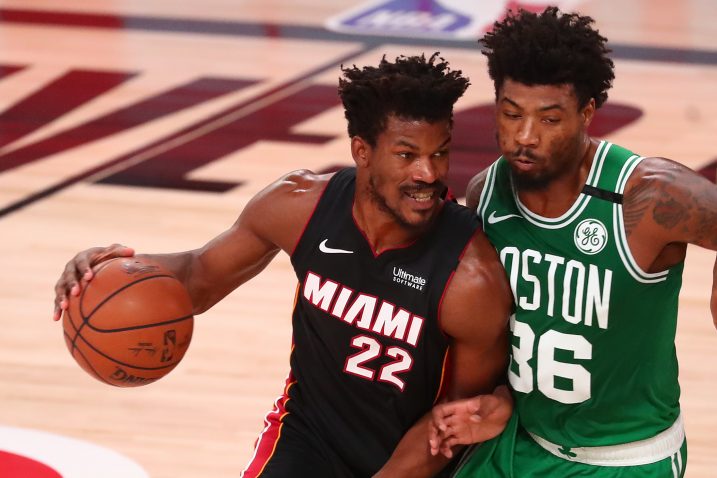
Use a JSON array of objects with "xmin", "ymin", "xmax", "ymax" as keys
[
  {"xmin": 412, "ymin": 156, "xmax": 439, "ymax": 184},
  {"xmin": 516, "ymin": 118, "xmax": 539, "ymax": 148}
]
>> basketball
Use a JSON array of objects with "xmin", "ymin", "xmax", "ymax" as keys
[{"xmin": 62, "ymin": 257, "xmax": 194, "ymax": 387}]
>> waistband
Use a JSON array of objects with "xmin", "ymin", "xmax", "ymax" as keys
[{"xmin": 527, "ymin": 414, "xmax": 684, "ymax": 467}]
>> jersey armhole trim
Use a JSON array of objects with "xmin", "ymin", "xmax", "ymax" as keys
[
  {"xmin": 478, "ymin": 161, "xmax": 498, "ymax": 222},
  {"xmin": 613, "ymin": 156, "xmax": 668, "ymax": 283}
]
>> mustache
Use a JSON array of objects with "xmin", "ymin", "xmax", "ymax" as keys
[{"xmin": 401, "ymin": 181, "xmax": 446, "ymax": 196}]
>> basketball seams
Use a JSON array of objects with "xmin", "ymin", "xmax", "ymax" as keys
[
  {"xmin": 65, "ymin": 310, "xmax": 179, "ymax": 372},
  {"xmin": 86, "ymin": 313, "xmax": 193, "ymax": 334},
  {"xmin": 80, "ymin": 273, "xmax": 182, "ymax": 327},
  {"xmin": 63, "ymin": 307, "xmax": 83, "ymax": 353},
  {"xmin": 62, "ymin": 330, "xmax": 116, "ymax": 386}
]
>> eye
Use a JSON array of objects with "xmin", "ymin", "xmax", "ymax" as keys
[
  {"xmin": 432, "ymin": 150, "xmax": 449, "ymax": 159},
  {"xmin": 397, "ymin": 151, "xmax": 413, "ymax": 159},
  {"xmin": 543, "ymin": 117, "xmax": 560, "ymax": 124},
  {"xmin": 503, "ymin": 111, "xmax": 521, "ymax": 119}
]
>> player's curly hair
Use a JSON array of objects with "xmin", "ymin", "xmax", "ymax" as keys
[
  {"xmin": 481, "ymin": 7, "xmax": 614, "ymax": 109},
  {"xmin": 338, "ymin": 53, "xmax": 469, "ymax": 146}
]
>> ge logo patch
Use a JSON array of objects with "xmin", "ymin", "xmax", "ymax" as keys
[
  {"xmin": 0, "ymin": 426, "xmax": 148, "ymax": 478},
  {"xmin": 574, "ymin": 219, "xmax": 608, "ymax": 255}
]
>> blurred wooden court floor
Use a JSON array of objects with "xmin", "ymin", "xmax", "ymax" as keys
[{"xmin": 0, "ymin": 1, "xmax": 715, "ymax": 476}]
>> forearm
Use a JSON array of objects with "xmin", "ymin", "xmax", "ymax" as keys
[
  {"xmin": 374, "ymin": 413, "xmax": 455, "ymax": 478},
  {"xmin": 137, "ymin": 248, "xmax": 235, "ymax": 316},
  {"xmin": 138, "ymin": 242, "xmax": 279, "ymax": 314},
  {"xmin": 136, "ymin": 251, "xmax": 207, "ymax": 311}
]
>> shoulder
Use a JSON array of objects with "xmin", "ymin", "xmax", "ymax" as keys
[
  {"xmin": 623, "ymin": 156, "xmax": 701, "ymax": 211},
  {"xmin": 240, "ymin": 169, "xmax": 334, "ymax": 252},
  {"xmin": 625, "ymin": 156, "xmax": 687, "ymax": 188},
  {"xmin": 264, "ymin": 169, "xmax": 332, "ymax": 199},
  {"xmin": 458, "ymin": 231, "xmax": 510, "ymax": 294},
  {"xmin": 622, "ymin": 156, "xmax": 717, "ymax": 249},
  {"xmin": 465, "ymin": 168, "xmax": 491, "ymax": 210}
]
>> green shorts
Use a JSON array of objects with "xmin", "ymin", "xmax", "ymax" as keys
[{"xmin": 453, "ymin": 414, "xmax": 687, "ymax": 478}]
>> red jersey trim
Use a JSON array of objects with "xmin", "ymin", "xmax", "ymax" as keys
[{"xmin": 240, "ymin": 372, "xmax": 297, "ymax": 477}]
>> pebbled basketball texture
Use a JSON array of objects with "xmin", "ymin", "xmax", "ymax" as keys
[{"xmin": 62, "ymin": 256, "xmax": 194, "ymax": 387}]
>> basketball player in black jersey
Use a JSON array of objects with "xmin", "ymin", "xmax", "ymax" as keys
[{"xmin": 53, "ymin": 53, "xmax": 513, "ymax": 477}]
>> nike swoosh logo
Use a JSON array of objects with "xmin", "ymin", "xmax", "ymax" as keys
[
  {"xmin": 319, "ymin": 239, "xmax": 354, "ymax": 254},
  {"xmin": 487, "ymin": 211, "xmax": 522, "ymax": 224}
]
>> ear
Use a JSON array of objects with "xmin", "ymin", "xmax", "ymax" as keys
[
  {"xmin": 351, "ymin": 136, "xmax": 370, "ymax": 168},
  {"xmin": 581, "ymin": 98, "xmax": 596, "ymax": 129}
]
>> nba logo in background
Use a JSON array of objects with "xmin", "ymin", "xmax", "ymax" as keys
[{"xmin": 326, "ymin": 0, "xmax": 584, "ymax": 39}]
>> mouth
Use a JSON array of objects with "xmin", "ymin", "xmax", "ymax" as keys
[
  {"xmin": 403, "ymin": 188, "xmax": 439, "ymax": 210},
  {"xmin": 511, "ymin": 156, "xmax": 538, "ymax": 172}
]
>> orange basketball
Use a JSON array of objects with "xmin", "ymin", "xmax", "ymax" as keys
[{"xmin": 62, "ymin": 256, "xmax": 194, "ymax": 387}]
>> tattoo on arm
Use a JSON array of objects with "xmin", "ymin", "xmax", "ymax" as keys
[
  {"xmin": 627, "ymin": 162, "xmax": 717, "ymax": 249},
  {"xmin": 663, "ymin": 169, "xmax": 717, "ymax": 249},
  {"xmin": 653, "ymin": 197, "xmax": 690, "ymax": 230},
  {"xmin": 622, "ymin": 176, "xmax": 655, "ymax": 237}
]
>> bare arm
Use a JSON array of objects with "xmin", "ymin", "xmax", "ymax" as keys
[
  {"xmin": 53, "ymin": 170, "xmax": 328, "ymax": 319},
  {"xmin": 374, "ymin": 231, "xmax": 513, "ymax": 477},
  {"xmin": 621, "ymin": 159, "xmax": 717, "ymax": 329},
  {"xmin": 623, "ymin": 158, "xmax": 717, "ymax": 266}
]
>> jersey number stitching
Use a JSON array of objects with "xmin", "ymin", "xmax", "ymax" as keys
[
  {"xmin": 510, "ymin": 317, "xmax": 592, "ymax": 404},
  {"xmin": 344, "ymin": 335, "xmax": 413, "ymax": 391}
]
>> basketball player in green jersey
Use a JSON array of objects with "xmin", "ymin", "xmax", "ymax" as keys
[{"xmin": 427, "ymin": 7, "xmax": 717, "ymax": 478}]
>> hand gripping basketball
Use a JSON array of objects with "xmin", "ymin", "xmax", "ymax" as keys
[{"xmin": 61, "ymin": 256, "xmax": 194, "ymax": 387}]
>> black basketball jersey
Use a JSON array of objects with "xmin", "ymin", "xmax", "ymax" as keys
[{"xmin": 288, "ymin": 168, "xmax": 480, "ymax": 476}]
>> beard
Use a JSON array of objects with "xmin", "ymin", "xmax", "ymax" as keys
[
  {"xmin": 367, "ymin": 175, "xmax": 443, "ymax": 230},
  {"xmin": 510, "ymin": 167, "xmax": 557, "ymax": 191},
  {"xmin": 507, "ymin": 147, "xmax": 557, "ymax": 190},
  {"xmin": 505, "ymin": 136, "xmax": 586, "ymax": 191}
]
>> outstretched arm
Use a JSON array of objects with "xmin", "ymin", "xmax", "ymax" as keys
[
  {"xmin": 53, "ymin": 170, "xmax": 327, "ymax": 319},
  {"xmin": 374, "ymin": 231, "xmax": 513, "ymax": 477}
]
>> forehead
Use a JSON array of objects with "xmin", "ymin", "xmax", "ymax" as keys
[
  {"xmin": 378, "ymin": 115, "xmax": 451, "ymax": 145},
  {"xmin": 498, "ymin": 79, "xmax": 579, "ymax": 109}
]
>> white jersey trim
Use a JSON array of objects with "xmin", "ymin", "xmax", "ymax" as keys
[
  {"xmin": 528, "ymin": 413, "xmax": 684, "ymax": 467},
  {"xmin": 613, "ymin": 155, "xmax": 669, "ymax": 283},
  {"xmin": 513, "ymin": 141, "xmax": 610, "ymax": 229},
  {"xmin": 478, "ymin": 160, "xmax": 499, "ymax": 222}
]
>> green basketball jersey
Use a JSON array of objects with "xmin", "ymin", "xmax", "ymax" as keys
[{"xmin": 478, "ymin": 141, "xmax": 684, "ymax": 447}]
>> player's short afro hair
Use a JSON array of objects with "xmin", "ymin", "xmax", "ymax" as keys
[
  {"xmin": 338, "ymin": 52, "xmax": 469, "ymax": 145},
  {"xmin": 481, "ymin": 7, "xmax": 615, "ymax": 108}
]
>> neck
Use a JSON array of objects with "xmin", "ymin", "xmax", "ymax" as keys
[{"xmin": 352, "ymin": 194, "xmax": 429, "ymax": 255}]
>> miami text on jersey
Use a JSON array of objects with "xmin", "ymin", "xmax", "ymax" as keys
[{"xmin": 303, "ymin": 271, "xmax": 425, "ymax": 347}]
